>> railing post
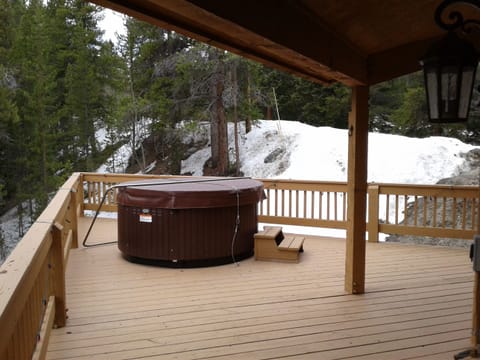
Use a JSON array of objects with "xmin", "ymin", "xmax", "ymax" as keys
[
  {"xmin": 367, "ymin": 185, "xmax": 379, "ymax": 243},
  {"xmin": 50, "ymin": 222, "xmax": 67, "ymax": 328},
  {"xmin": 78, "ymin": 173, "xmax": 85, "ymax": 217},
  {"xmin": 69, "ymin": 189, "xmax": 79, "ymax": 249},
  {"xmin": 471, "ymin": 189, "xmax": 480, "ymax": 356}
]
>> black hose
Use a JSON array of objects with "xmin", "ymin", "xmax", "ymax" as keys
[
  {"xmin": 82, "ymin": 187, "xmax": 117, "ymax": 247},
  {"xmin": 110, "ymin": 176, "xmax": 250, "ymax": 189},
  {"xmin": 82, "ymin": 176, "xmax": 252, "ymax": 248}
]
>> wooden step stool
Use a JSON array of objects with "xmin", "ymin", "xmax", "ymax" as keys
[{"xmin": 254, "ymin": 226, "xmax": 304, "ymax": 263}]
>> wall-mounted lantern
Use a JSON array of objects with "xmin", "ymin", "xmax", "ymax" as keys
[{"xmin": 420, "ymin": 0, "xmax": 480, "ymax": 123}]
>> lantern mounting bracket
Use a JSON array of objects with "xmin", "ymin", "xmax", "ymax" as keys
[{"xmin": 435, "ymin": 0, "xmax": 480, "ymax": 33}]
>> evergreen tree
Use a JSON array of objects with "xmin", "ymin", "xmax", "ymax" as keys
[
  {"xmin": 64, "ymin": 1, "xmax": 105, "ymax": 169},
  {"xmin": 0, "ymin": 0, "xmax": 20, "ymax": 211},
  {"xmin": 258, "ymin": 67, "xmax": 350, "ymax": 128},
  {"xmin": 117, "ymin": 18, "xmax": 194, "ymax": 173},
  {"xmin": 11, "ymin": 0, "xmax": 59, "ymax": 214},
  {"xmin": 369, "ymin": 79, "xmax": 406, "ymax": 133}
]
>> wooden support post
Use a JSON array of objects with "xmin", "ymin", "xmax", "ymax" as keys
[
  {"xmin": 51, "ymin": 222, "xmax": 67, "ymax": 328},
  {"xmin": 345, "ymin": 86, "xmax": 369, "ymax": 295},
  {"xmin": 367, "ymin": 185, "xmax": 379, "ymax": 243},
  {"xmin": 472, "ymin": 272, "xmax": 480, "ymax": 357},
  {"xmin": 78, "ymin": 173, "xmax": 85, "ymax": 217},
  {"xmin": 471, "ymin": 190, "xmax": 480, "ymax": 357}
]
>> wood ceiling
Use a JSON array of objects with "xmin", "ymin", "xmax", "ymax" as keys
[{"xmin": 90, "ymin": 0, "xmax": 480, "ymax": 87}]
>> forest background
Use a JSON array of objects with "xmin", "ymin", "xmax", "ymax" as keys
[{"xmin": 2, "ymin": 0, "xmax": 480, "ymax": 249}]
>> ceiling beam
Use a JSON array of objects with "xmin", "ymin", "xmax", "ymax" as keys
[
  {"xmin": 186, "ymin": 0, "xmax": 368, "ymax": 85},
  {"xmin": 367, "ymin": 37, "xmax": 442, "ymax": 84},
  {"xmin": 91, "ymin": 0, "xmax": 368, "ymax": 86}
]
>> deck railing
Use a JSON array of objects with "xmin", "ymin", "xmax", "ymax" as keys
[
  {"xmin": 0, "ymin": 171, "xmax": 478, "ymax": 359},
  {"xmin": 80, "ymin": 173, "xmax": 478, "ymax": 242},
  {"xmin": 367, "ymin": 183, "xmax": 479, "ymax": 242},
  {"xmin": 258, "ymin": 179, "xmax": 348, "ymax": 229},
  {"xmin": 0, "ymin": 172, "xmax": 82, "ymax": 360}
]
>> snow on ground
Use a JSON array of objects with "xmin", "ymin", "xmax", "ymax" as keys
[
  {"xmin": 96, "ymin": 143, "xmax": 131, "ymax": 173},
  {"xmin": 95, "ymin": 118, "xmax": 153, "ymax": 173},
  {"xmin": 182, "ymin": 119, "xmax": 475, "ymax": 184},
  {"xmin": 0, "ymin": 206, "xmax": 33, "ymax": 259},
  {"xmin": 181, "ymin": 148, "xmax": 211, "ymax": 176},
  {"xmin": 99, "ymin": 9, "xmax": 126, "ymax": 43}
]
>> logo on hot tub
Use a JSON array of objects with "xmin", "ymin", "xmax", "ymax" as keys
[{"xmin": 139, "ymin": 209, "xmax": 152, "ymax": 223}]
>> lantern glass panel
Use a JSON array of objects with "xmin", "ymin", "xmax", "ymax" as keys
[
  {"xmin": 459, "ymin": 66, "xmax": 475, "ymax": 119},
  {"xmin": 440, "ymin": 66, "xmax": 460, "ymax": 119},
  {"xmin": 425, "ymin": 68, "xmax": 439, "ymax": 119}
]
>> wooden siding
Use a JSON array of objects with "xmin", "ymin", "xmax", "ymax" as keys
[{"xmin": 46, "ymin": 217, "xmax": 473, "ymax": 359}]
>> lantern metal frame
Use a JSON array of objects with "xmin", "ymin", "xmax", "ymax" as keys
[{"xmin": 420, "ymin": 0, "xmax": 480, "ymax": 123}]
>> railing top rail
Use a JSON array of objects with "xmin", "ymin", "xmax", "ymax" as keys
[
  {"xmin": 0, "ymin": 172, "xmax": 82, "ymax": 355},
  {"xmin": 372, "ymin": 182, "xmax": 479, "ymax": 190},
  {"xmin": 258, "ymin": 178, "xmax": 347, "ymax": 185}
]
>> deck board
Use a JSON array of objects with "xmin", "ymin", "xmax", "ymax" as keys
[{"xmin": 47, "ymin": 217, "xmax": 474, "ymax": 359}]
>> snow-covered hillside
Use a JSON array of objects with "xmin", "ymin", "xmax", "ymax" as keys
[{"xmin": 182, "ymin": 120, "xmax": 476, "ymax": 184}]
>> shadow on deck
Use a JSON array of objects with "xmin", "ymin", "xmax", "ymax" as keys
[{"xmin": 47, "ymin": 217, "xmax": 473, "ymax": 360}]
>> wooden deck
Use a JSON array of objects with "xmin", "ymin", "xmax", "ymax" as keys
[{"xmin": 46, "ymin": 217, "xmax": 474, "ymax": 360}]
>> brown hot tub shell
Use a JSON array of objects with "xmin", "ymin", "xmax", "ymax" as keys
[{"xmin": 117, "ymin": 178, "xmax": 265, "ymax": 267}]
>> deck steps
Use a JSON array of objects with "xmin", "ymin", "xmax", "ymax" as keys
[{"xmin": 254, "ymin": 226, "xmax": 304, "ymax": 263}]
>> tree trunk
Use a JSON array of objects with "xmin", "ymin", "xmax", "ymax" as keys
[
  {"xmin": 245, "ymin": 70, "xmax": 252, "ymax": 133},
  {"xmin": 232, "ymin": 64, "xmax": 240, "ymax": 176},
  {"xmin": 209, "ymin": 49, "xmax": 228, "ymax": 175},
  {"xmin": 266, "ymin": 106, "xmax": 272, "ymax": 120}
]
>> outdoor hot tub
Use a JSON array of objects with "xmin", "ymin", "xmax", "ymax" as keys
[{"xmin": 116, "ymin": 177, "xmax": 265, "ymax": 267}]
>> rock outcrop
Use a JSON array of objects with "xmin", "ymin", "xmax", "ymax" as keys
[{"xmin": 386, "ymin": 148, "xmax": 479, "ymax": 248}]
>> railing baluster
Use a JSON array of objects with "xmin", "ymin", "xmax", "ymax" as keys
[
  {"xmin": 266, "ymin": 188, "xmax": 271, "ymax": 216},
  {"xmin": 423, "ymin": 196, "xmax": 427, "ymax": 227},
  {"xmin": 295, "ymin": 190, "xmax": 299, "ymax": 218},
  {"xmin": 325, "ymin": 191, "xmax": 330, "ymax": 221},
  {"xmin": 102, "ymin": 182, "xmax": 107, "ymax": 207},
  {"xmin": 333, "ymin": 192, "xmax": 338, "ymax": 221},
  {"xmin": 303, "ymin": 190, "xmax": 307, "ymax": 219},
  {"xmin": 442, "ymin": 197, "xmax": 446, "ymax": 228},
  {"xmin": 395, "ymin": 195, "xmax": 399, "ymax": 225},
  {"xmin": 413, "ymin": 196, "xmax": 418, "ymax": 226},
  {"xmin": 385, "ymin": 194, "xmax": 390, "ymax": 224},
  {"xmin": 87, "ymin": 181, "xmax": 92, "ymax": 205},
  {"xmin": 288, "ymin": 189, "xmax": 292, "ymax": 218},
  {"xmin": 471, "ymin": 198, "xmax": 476, "ymax": 230},
  {"xmin": 452, "ymin": 197, "xmax": 457, "ymax": 229},
  {"xmin": 311, "ymin": 191, "xmax": 315, "ymax": 219},
  {"xmin": 319, "ymin": 191, "xmax": 323, "ymax": 219}
]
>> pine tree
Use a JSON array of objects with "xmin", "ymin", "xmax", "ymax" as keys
[
  {"xmin": 11, "ymin": 0, "xmax": 59, "ymax": 214},
  {"xmin": 117, "ymin": 18, "xmax": 192, "ymax": 173},
  {"xmin": 0, "ymin": 0, "xmax": 20, "ymax": 211}
]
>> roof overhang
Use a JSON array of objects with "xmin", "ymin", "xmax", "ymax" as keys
[{"xmin": 90, "ymin": 0, "xmax": 480, "ymax": 86}]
